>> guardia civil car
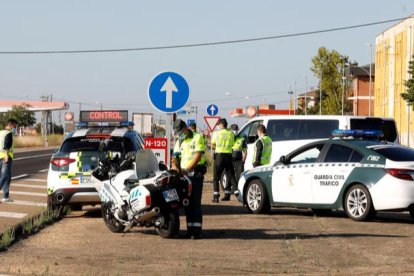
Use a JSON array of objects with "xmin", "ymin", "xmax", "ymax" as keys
[
  {"xmin": 237, "ymin": 130, "xmax": 414, "ymax": 221},
  {"xmin": 47, "ymin": 123, "xmax": 144, "ymax": 211}
]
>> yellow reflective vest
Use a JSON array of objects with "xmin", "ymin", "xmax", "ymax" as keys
[
  {"xmin": 254, "ymin": 135, "xmax": 272, "ymax": 165},
  {"xmin": 212, "ymin": 129, "xmax": 234, "ymax": 154},
  {"xmin": 173, "ymin": 132, "xmax": 206, "ymax": 169}
]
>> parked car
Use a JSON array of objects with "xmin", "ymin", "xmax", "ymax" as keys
[
  {"xmin": 47, "ymin": 127, "xmax": 144, "ymax": 210},
  {"xmin": 237, "ymin": 129, "xmax": 414, "ymax": 221}
]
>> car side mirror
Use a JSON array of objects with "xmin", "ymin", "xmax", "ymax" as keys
[{"xmin": 279, "ymin": 155, "xmax": 287, "ymax": 164}]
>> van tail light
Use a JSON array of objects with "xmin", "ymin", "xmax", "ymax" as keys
[
  {"xmin": 385, "ymin": 169, "xmax": 414, "ymax": 181},
  {"xmin": 145, "ymin": 195, "xmax": 151, "ymax": 206},
  {"xmin": 51, "ymin": 158, "xmax": 76, "ymax": 167}
]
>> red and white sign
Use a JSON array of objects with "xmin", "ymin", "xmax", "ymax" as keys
[
  {"xmin": 144, "ymin": 137, "xmax": 168, "ymax": 165},
  {"xmin": 204, "ymin": 116, "xmax": 221, "ymax": 132},
  {"xmin": 203, "ymin": 129, "xmax": 210, "ymax": 136},
  {"xmin": 246, "ymin": 106, "xmax": 257, "ymax": 118}
]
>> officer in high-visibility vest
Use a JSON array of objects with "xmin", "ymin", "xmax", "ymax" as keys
[
  {"xmin": 0, "ymin": 119, "xmax": 17, "ymax": 203},
  {"xmin": 211, "ymin": 118, "xmax": 238, "ymax": 202},
  {"xmin": 253, "ymin": 124, "xmax": 272, "ymax": 167},
  {"xmin": 172, "ymin": 119, "xmax": 206, "ymax": 239},
  {"xmin": 230, "ymin": 124, "xmax": 247, "ymax": 182}
]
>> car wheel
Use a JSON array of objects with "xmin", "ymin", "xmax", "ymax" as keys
[
  {"xmin": 220, "ymin": 170, "xmax": 228, "ymax": 191},
  {"xmin": 246, "ymin": 180, "xmax": 270, "ymax": 214},
  {"xmin": 344, "ymin": 184, "xmax": 373, "ymax": 221}
]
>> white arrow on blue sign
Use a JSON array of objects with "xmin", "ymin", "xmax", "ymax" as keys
[
  {"xmin": 148, "ymin": 72, "xmax": 190, "ymax": 113},
  {"xmin": 207, "ymin": 104, "xmax": 219, "ymax": 116}
]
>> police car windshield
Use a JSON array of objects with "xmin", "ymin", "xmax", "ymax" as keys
[
  {"xmin": 371, "ymin": 146, "xmax": 414, "ymax": 161},
  {"xmin": 60, "ymin": 136, "xmax": 133, "ymax": 153}
]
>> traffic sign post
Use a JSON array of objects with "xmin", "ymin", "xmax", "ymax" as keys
[
  {"xmin": 207, "ymin": 104, "xmax": 219, "ymax": 116},
  {"xmin": 148, "ymin": 72, "xmax": 190, "ymax": 113},
  {"xmin": 204, "ymin": 116, "xmax": 221, "ymax": 132}
]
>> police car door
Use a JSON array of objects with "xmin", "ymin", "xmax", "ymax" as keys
[
  {"xmin": 312, "ymin": 143, "xmax": 363, "ymax": 204},
  {"xmin": 272, "ymin": 143, "xmax": 324, "ymax": 204}
]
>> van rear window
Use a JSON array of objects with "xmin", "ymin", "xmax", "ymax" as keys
[
  {"xmin": 372, "ymin": 146, "xmax": 414, "ymax": 161},
  {"xmin": 267, "ymin": 119, "xmax": 339, "ymax": 141},
  {"xmin": 350, "ymin": 118, "xmax": 397, "ymax": 142}
]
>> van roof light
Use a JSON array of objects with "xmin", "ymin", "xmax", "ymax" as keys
[{"xmin": 331, "ymin": 129, "xmax": 384, "ymax": 139}]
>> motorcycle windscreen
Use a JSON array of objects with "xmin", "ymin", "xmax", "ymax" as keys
[{"xmin": 135, "ymin": 149, "xmax": 159, "ymax": 179}]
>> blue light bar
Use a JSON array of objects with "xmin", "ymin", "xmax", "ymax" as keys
[
  {"xmin": 120, "ymin": 121, "xmax": 134, "ymax": 127},
  {"xmin": 331, "ymin": 129, "xmax": 384, "ymax": 139}
]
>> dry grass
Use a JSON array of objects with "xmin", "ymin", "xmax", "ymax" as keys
[{"xmin": 14, "ymin": 134, "xmax": 63, "ymax": 148}]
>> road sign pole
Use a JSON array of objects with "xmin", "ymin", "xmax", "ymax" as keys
[{"xmin": 165, "ymin": 113, "xmax": 172, "ymax": 168}]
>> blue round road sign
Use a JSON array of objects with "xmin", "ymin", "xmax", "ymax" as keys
[
  {"xmin": 148, "ymin": 72, "xmax": 189, "ymax": 113},
  {"xmin": 207, "ymin": 104, "xmax": 219, "ymax": 116}
]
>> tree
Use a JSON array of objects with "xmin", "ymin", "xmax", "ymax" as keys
[
  {"xmin": 401, "ymin": 54, "xmax": 414, "ymax": 109},
  {"xmin": 0, "ymin": 104, "xmax": 36, "ymax": 128},
  {"xmin": 310, "ymin": 47, "xmax": 353, "ymax": 115}
]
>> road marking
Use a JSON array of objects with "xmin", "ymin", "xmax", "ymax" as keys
[
  {"xmin": 12, "ymin": 184, "xmax": 46, "ymax": 189},
  {"xmin": 7, "ymin": 200, "xmax": 47, "ymax": 207},
  {"xmin": 12, "ymin": 174, "xmax": 29, "ymax": 180},
  {"xmin": 0, "ymin": 211, "xmax": 27, "ymax": 219},
  {"xmin": 38, "ymin": 168, "xmax": 49, "ymax": 173},
  {"xmin": 13, "ymin": 153, "xmax": 53, "ymax": 161},
  {"xmin": 10, "ymin": 191, "xmax": 46, "ymax": 197}
]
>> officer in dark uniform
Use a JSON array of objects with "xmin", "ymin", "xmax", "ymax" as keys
[
  {"xmin": 230, "ymin": 124, "xmax": 247, "ymax": 183},
  {"xmin": 211, "ymin": 118, "xmax": 238, "ymax": 202},
  {"xmin": 172, "ymin": 119, "xmax": 206, "ymax": 239}
]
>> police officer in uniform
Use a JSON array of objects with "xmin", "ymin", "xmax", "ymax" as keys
[
  {"xmin": 172, "ymin": 119, "xmax": 206, "ymax": 239},
  {"xmin": 230, "ymin": 124, "xmax": 247, "ymax": 182},
  {"xmin": 253, "ymin": 125, "xmax": 272, "ymax": 167},
  {"xmin": 0, "ymin": 119, "xmax": 17, "ymax": 203},
  {"xmin": 211, "ymin": 118, "xmax": 237, "ymax": 202}
]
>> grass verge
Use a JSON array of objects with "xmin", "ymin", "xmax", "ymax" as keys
[
  {"xmin": 0, "ymin": 206, "xmax": 70, "ymax": 251},
  {"xmin": 14, "ymin": 134, "xmax": 64, "ymax": 148}
]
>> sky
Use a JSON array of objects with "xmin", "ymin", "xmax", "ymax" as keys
[{"xmin": 0, "ymin": 1, "xmax": 414, "ymax": 128}]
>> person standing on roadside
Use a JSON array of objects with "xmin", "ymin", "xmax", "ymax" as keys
[
  {"xmin": 0, "ymin": 119, "xmax": 17, "ymax": 203},
  {"xmin": 211, "ymin": 118, "xmax": 237, "ymax": 202},
  {"xmin": 171, "ymin": 119, "xmax": 207, "ymax": 239},
  {"xmin": 253, "ymin": 125, "xmax": 272, "ymax": 168},
  {"xmin": 230, "ymin": 124, "xmax": 247, "ymax": 182}
]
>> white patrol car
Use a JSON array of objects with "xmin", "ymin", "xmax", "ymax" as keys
[
  {"xmin": 237, "ymin": 130, "xmax": 414, "ymax": 221},
  {"xmin": 47, "ymin": 126, "xmax": 144, "ymax": 210}
]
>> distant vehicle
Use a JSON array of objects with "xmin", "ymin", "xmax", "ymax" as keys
[
  {"xmin": 237, "ymin": 129, "xmax": 414, "ymax": 221},
  {"xmin": 47, "ymin": 125, "xmax": 144, "ymax": 211},
  {"xmin": 238, "ymin": 115, "xmax": 399, "ymax": 171}
]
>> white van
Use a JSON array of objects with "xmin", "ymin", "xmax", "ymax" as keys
[{"xmin": 238, "ymin": 115, "xmax": 399, "ymax": 171}]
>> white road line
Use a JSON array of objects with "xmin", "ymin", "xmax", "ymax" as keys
[
  {"xmin": 38, "ymin": 169, "xmax": 49, "ymax": 173},
  {"xmin": 0, "ymin": 211, "xmax": 27, "ymax": 219},
  {"xmin": 7, "ymin": 200, "xmax": 47, "ymax": 207},
  {"xmin": 11, "ymin": 174, "xmax": 29, "ymax": 180},
  {"xmin": 23, "ymin": 179, "xmax": 47, "ymax": 182},
  {"xmin": 12, "ymin": 184, "xmax": 46, "ymax": 189},
  {"xmin": 13, "ymin": 153, "xmax": 52, "ymax": 161},
  {"xmin": 10, "ymin": 191, "xmax": 46, "ymax": 197}
]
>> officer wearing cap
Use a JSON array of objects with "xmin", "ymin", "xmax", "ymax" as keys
[
  {"xmin": 253, "ymin": 125, "xmax": 272, "ymax": 167},
  {"xmin": 171, "ymin": 119, "xmax": 206, "ymax": 239},
  {"xmin": 189, "ymin": 122, "xmax": 197, "ymax": 133},
  {"xmin": 211, "ymin": 118, "xmax": 238, "ymax": 202},
  {"xmin": 230, "ymin": 124, "xmax": 247, "ymax": 182}
]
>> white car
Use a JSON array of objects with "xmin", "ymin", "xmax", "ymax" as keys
[
  {"xmin": 47, "ymin": 127, "xmax": 144, "ymax": 211},
  {"xmin": 237, "ymin": 130, "xmax": 414, "ymax": 221}
]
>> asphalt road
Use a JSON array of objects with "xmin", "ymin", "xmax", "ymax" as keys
[{"xmin": 12, "ymin": 149, "xmax": 56, "ymax": 177}]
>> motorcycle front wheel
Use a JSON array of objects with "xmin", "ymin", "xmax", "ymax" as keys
[
  {"xmin": 101, "ymin": 203, "xmax": 125, "ymax": 233},
  {"xmin": 155, "ymin": 208, "xmax": 180, "ymax": 239}
]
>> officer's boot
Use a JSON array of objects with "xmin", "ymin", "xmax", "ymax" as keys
[
  {"xmin": 212, "ymin": 194, "xmax": 219, "ymax": 203},
  {"xmin": 221, "ymin": 193, "xmax": 231, "ymax": 201}
]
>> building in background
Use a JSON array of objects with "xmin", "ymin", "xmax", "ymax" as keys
[
  {"xmin": 375, "ymin": 14, "xmax": 414, "ymax": 147},
  {"xmin": 346, "ymin": 64, "xmax": 375, "ymax": 116}
]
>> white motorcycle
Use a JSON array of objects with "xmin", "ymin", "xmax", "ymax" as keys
[{"xmin": 92, "ymin": 149, "xmax": 192, "ymax": 239}]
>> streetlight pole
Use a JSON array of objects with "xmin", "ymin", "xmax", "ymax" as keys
[
  {"xmin": 341, "ymin": 62, "xmax": 349, "ymax": 116},
  {"xmin": 305, "ymin": 76, "xmax": 308, "ymax": 115},
  {"xmin": 288, "ymin": 89, "xmax": 293, "ymax": 115},
  {"xmin": 319, "ymin": 73, "xmax": 322, "ymax": 115}
]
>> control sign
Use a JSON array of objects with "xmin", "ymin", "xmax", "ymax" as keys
[
  {"xmin": 148, "ymin": 72, "xmax": 189, "ymax": 113},
  {"xmin": 80, "ymin": 110, "xmax": 128, "ymax": 122},
  {"xmin": 207, "ymin": 104, "xmax": 219, "ymax": 116},
  {"xmin": 144, "ymin": 137, "xmax": 168, "ymax": 165}
]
